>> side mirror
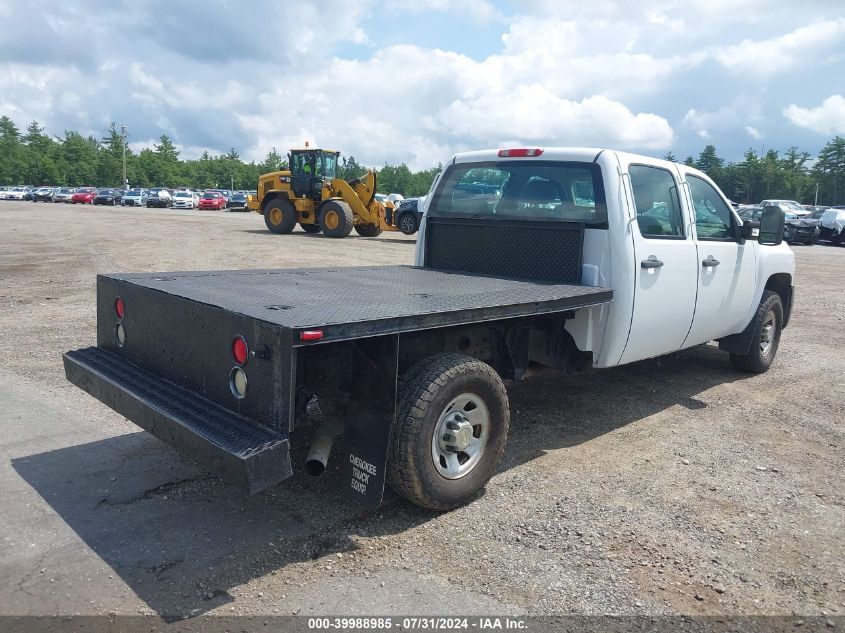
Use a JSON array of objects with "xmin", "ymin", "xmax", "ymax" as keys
[{"xmin": 758, "ymin": 205, "xmax": 785, "ymax": 245}]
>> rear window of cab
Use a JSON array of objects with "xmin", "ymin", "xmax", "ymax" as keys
[{"xmin": 428, "ymin": 160, "xmax": 608, "ymax": 227}]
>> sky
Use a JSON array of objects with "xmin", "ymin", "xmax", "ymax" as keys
[{"xmin": 1, "ymin": 0, "xmax": 844, "ymax": 170}]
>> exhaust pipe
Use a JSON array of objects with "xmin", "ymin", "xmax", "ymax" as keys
[{"xmin": 304, "ymin": 416, "xmax": 343, "ymax": 477}]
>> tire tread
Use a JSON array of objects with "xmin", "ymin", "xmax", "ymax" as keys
[{"xmin": 388, "ymin": 353, "xmax": 509, "ymax": 510}]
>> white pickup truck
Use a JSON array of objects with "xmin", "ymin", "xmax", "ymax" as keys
[{"xmin": 64, "ymin": 147, "xmax": 795, "ymax": 511}]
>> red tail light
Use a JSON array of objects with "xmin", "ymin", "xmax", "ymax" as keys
[
  {"xmin": 115, "ymin": 298, "xmax": 125, "ymax": 319},
  {"xmin": 299, "ymin": 330, "xmax": 324, "ymax": 341},
  {"xmin": 232, "ymin": 336, "xmax": 248, "ymax": 365},
  {"xmin": 498, "ymin": 148, "xmax": 544, "ymax": 157}
]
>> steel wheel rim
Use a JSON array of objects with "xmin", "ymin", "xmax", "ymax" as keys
[
  {"xmin": 269, "ymin": 208, "xmax": 282, "ymax": 225},
  {"xmin": 324, "ymin": 210, "xmax": 339, "ymax": 230},
  {"xmin": 431, "ymin": 392, "xmax": 490, "ymax": 480},
  {"xmin": 400, "ymin": 215, "xmax": 415, "ymax": 233},
  {"xmin": 759, "ymin": 311, "xmax": 775, "ymax": 356}
]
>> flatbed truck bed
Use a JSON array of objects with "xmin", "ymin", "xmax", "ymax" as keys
[{"xmin": 64, "ymin": 265, "xmax": 611, "ymax": 507}]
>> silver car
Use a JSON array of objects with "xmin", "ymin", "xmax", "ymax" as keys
[{"xmin": 52, "ymin": 187, "xmax": 76, "ymax": 203}]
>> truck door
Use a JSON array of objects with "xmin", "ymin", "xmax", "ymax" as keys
[
  {"xmin": 681, "ymin": 173, "xmax": 757, "ymax": 346},
  {"xmin": 619, "ymin": 161, "xmax": 699, "ymax": 364}
]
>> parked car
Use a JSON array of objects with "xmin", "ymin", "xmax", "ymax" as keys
[
  {"xmin": 782, "ymin": 212, "xmax": 819, "ymax": 244},
  {"xmin": 33, "ymin": 187, "xmax": 54, "ymax": 202},
  {"xmin": 171, "ymin": 190, "xmax": 199, "ymax": 209},
  {"xmin": 146, "ymin": 187, "xmax": 173, "ymax": 208},
  {"xmin": 760, "ymin": 199, "xmax": 810, "ymax": 217},
  {"xmin": 198, "ymin": 191, "xmax": 227, "ymax": 210},
  {"xmin": 52, "ymin": 187, "xmax": 76, "ymax": 203},
  {"xmin": 23, "ymin": 186, "xmax": 37, "ymax": 201},
  {"xmin": 387, "ymin": 193, "xmax": 405, "ymax": 208},
  {"xmin": 818, "ymin": 208, "xmax": 845, "ymax": 244},
  {"xmin": 396, "ymin": 197, "xmax": 424, "ymax": 235},
  {"xmin": 738, "ymin": 205, "xmax": 763, "ymax": 226},
  {"xmin": 228, "ymin": 192, "xmax": 248, "ymax": 211},
  {"xmin": 93, "ymin": 189, "xmax": 123, "ymax": 205},
  {"xmin": 71, "ymin": 187, "xmax": 98, "ymax": 204},
  {"xmin": 122, "ymin": 189, "xmax": 147, "ymax": 207},
  {"xmin": 1, "ymin": 186, "xmax": 27, "ymax": 200}
]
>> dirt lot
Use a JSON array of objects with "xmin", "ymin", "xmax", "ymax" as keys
[{"xmin": 0, "ymin": 201, "xmax": 842, "ymax": 620}]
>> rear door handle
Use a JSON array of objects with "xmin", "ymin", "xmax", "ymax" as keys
[
  {"xmin": 641, "ymin": 257, "xmax": 664, "ymax": 269},
  {"xmin": 702, "ymin": 256, "xmax": 720, "ymax": 268}
]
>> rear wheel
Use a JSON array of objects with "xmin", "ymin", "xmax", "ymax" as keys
[
  {"xmin": 354, "ymin": 223, "xmax": 382, "ymax": 237},
  {"xmin": 730, "ymin": 290, "xmax": 783, "ymax": 373},
  {"xmin": 388, "ymin": 353, "xmax": 509, "ymax": 510},
  {"xmin": 264, "ymin": 199, "xmax": 297, "ymax": 234},
  {"xmin": 300, "ymin": 222, "xmax": 321, "ymax": 233},
  {"xmin": 319, "ymin": 201, "xmax": 354, "ymax": 238}
]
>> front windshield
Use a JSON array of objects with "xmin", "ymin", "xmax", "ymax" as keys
[
  {"xmin": 127, "ymin": 189, "xmax": 141, "ymax": 195},
  {"xmin": 175, "ymin": 192, "xmax": 191, "ymax": 198},
  {"xmin": 429, "ymin": 161, "xmax": 607, "ymax": 226}
]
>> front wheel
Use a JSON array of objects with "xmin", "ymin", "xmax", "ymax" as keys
[
  {"xmin": 388, "ymin": 353, "xmax": 509, "ymax": 510},
  {"xmin": 730, "ymin": 290, "xmax": 783, "ymax": 373},
  {"xmin": 398, "ymin": 212, "xmax": 418, "ymax": 235},
  {"xmin": 319, "ymin": 200, "xmax": 354, "ymax": 238}
]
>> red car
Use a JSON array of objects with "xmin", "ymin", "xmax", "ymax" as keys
[
  {"xmin": 198, "ymin": 191, "xmax": 227, "ymax": 210},
  {"xmin": 71, "ymin": 187, "xmax": 98, "ymax": 204}
]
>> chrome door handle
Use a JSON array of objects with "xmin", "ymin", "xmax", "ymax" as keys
[
  {"xmin": 641, "ymin": 257, "xmax": 664, "ymax": 269},
  {"xmin": 702, "ymin": 256, "xmax": 720, "ymax": 268}
]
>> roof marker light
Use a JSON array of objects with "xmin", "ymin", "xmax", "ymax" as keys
[
  {"xmin": 498, "ymin": 148, "xmax": 544, "ymax": 157},
  {"xmin": 299, "ymin": 330, "xmax": 324, "ymax": 341}
]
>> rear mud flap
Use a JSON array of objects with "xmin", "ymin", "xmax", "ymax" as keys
[{"xmin": 342, "ymin": 335, "xmax": 398, "ymax": 508}]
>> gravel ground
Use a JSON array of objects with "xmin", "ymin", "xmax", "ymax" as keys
[{"xmin": 0, "ymin": 201, "xmax": 842, "ymax": 620}]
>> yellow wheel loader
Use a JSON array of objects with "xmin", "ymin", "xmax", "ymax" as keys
[{"xmin": 247, "ymin": 149, "xmax": 398, "ymax": 238}]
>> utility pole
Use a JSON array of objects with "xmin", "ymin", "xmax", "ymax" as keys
[
  {"xmin": 120, "ymin": 123, "xmax": 128, "ymax": 190},
  {"xmin": 814, "ymin": 182, "xmax": 819, "ymax": 206}
]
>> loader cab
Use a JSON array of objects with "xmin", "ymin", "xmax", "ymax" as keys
[{"xmin": 289, "ymin": 149, "xmax": 339, "ymax": 200}]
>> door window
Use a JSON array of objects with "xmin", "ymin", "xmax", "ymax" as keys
[
  {"xmin": 687, "ymin": 175, "xmax": 735, "ymax": 240},
  {"xmin": 629, "ymin": 165, "xmax": 685, "ymax": 238}
]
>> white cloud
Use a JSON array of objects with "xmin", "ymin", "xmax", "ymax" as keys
[
  {"xmin": 1, "ymin": 0, "xmax": 843, "ymax": 170},
  {"xmin": 783, "ymin": 95, "xmax": 845, "ymax": 135},
  {"xmin": 712, "ymin": 18, "xmax": 845, "ymax": 77},
  {"xmin": 681, "ymin": 96, "xmax": 764, "ymax": 141}
]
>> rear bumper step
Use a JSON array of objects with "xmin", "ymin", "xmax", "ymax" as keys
[{"xmin": 63, "ymin": 347, "xmax": 292, "ymax": 494}]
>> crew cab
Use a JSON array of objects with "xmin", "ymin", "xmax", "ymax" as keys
[{"xmin": 63, "ymin": 148, "xmax": 794, "ymax": 511}]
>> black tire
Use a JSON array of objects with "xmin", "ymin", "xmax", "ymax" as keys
[
  {"xmin": 388, "ymin": 353, "xmax": 509, "ymax": 511},
  {"xmin": 354, "ymin": 223, "xmax": 382, "ymax": 237},
  {"xmin": 397, "ymin": 211, "xmax": 418, "ymax": 235},
  {"xmin": 730, "ymin": 290, "xmax": 783, "ymax": 373},
  {"xmin": 300, "ymin": 222, "xmax": 321, "ymax": 233},
  {"xmin": 319, "ymin": 200, "xmax": 354, "ymax": 238},
  {"xmin": 264, "ymin": 198, "xmax": 297, "ymax": 234}
]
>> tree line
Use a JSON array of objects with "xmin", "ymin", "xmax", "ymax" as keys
[
  {"xmin": 0, "ymin": 116, "xmax": 440, "ymax": 197},
  {"xmin": 1, "ymin": 115, "xmax": 843, "ymax": 203},
  {"xmin": 667, "ymin": 137, "xmax": 845, "ymax": 205}
]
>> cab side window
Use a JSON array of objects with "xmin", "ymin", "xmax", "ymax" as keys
[
  {"xmin": 629, "ymin": 165, "xmax": 685, "ymax": 238},
  {"xmin": 687, "ymin": 175, "xmax": 734, "ymax": 240}
]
